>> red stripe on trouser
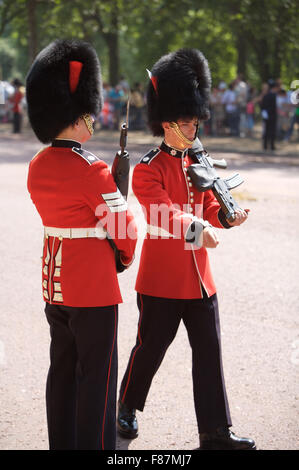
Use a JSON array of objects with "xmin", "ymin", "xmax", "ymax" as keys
[
  {"xmin": 101, "ymin": 305, "xmax": 117, "ymax": 450},
  {"xmin": 121, "ymin": 294, "xmax": 144, "ymax": 403}
]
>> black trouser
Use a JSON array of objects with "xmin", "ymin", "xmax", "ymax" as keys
[
  {"xmin": 13, "ymin": 112, "xmax": 21, "ymax": 133},
  {"xmin": 263, "ymin": 118, "xmax": 276, "ymax": 149},
  {"xmin": 119, "ymin": 293, "xmax": 232, "ymax": 433},
  {"xmin": 44, "ymin": 303, "xmax": 118, "ymax": 450}
]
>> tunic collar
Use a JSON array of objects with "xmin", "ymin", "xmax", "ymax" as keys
[
  {"xmin": 51, "ymin": 139, "xmax": 82, "ymax": 149},
  {"xmin": 160, "ymin": 141, "xmax": 187, "ymax": 158}
]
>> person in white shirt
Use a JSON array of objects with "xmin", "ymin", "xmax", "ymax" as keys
[{"xmin": 221, "ymin": 83, "xmax": 239, "ymax": 136}]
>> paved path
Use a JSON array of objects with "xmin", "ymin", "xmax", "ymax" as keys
[{"xmin": 0, "ymin": 128, "xmax": 298, "ymax": 450}]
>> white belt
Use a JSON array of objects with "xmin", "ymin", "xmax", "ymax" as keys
[
  {"xmin": 44, "ymin": 226, "xmax": 107, "ymax": 239},
  {"xmin": 146, "ymin": 224, "xmax": 175, "ymax": 238}
]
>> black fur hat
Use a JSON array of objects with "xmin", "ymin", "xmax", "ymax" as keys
[
  {"xmin": 146, "ymin": 48, "xmax": 211, "ymax": 136},
  {"xmin": 26, "ymin": 39, "xmax": 102, "ymax": 143}
]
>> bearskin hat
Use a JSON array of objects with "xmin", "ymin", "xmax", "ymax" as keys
[
  {"xmin": 146, "ymin": 48, "xmax": 211, "ymax": 136},
  {"xmin": 26, "ymin": 39, "xmax": 102, "ymax": 143}
]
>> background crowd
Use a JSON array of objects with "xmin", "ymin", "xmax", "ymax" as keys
[
  {"xmin": 1, "ymin": 73, "xmax": 299, "ymax": 150},
  {"xmin": 96, "ymin": 74, "xmax": 299, "ymax": 148},
  {"xmin": 99, "ymin": 78, "xmax": 146, "ymax": 131},
  {"xmin": 207, "ymin": 75, "xmax": 299, "ymax": 147}
]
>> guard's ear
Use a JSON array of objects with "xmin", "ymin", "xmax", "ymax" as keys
[
  {"xmin": 161, "ymin": 121, "xmax": 171, "ymax": 130},
  {"xmin": 73, "ymin": 119, "xmax": 81, "ymax": 128}
]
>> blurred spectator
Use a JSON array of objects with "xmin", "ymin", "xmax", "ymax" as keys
[
  {"xmin": 118, "ymin": 76, "xmax": 130, "ymax": 96},
  {"xmin": 221, "ymin": 82, "xmax": 239, "ymax": 136},
  {"xmin": 276, "ymin": 88, "xmax": 290, "ymax": 140},
  {"xmin": 210, "ymin": 83, "xmax": 226, "ymax": 136},
  {"xmin": 117, "ymin": 76, "xmax": 130, "ymax": 119},
  {"xmin": 108, "ymin": 84, "xmax": 125, "ymax": 130},
  {"xmin": 284, "ymin": 90, "xmax": 299, "ymax": 142},
  {"xmin": 100, "ymin": 100, "xmax": 114, "ymax": 130},
  {"xmin": 261, "ymin": 79, "xmax": 280, "ymax": 150},
  {"xmin": 255, "ymin": 82, "xmax": 269, "ymax": 109},
  {"xmin": 130, "ymin": 82, "xmax": 145, "ymax": 130},
  {"xmin": 102, "ymin": 82, "xmax": 110, "ymax": 101},
  {"xmin": 9, "ymin": 78, "xmax": 24, "ymax": 133},
  {"xmin": 99, "ymin": 83, "xmax": 114, "ymax": 129},
  {"xmin": 0, "ymin": 81, "xmax": 4, "ymax": 105},
  {"xmin": 234, "ymin": 74, "xmax": 248, "ymax": 137},
  {"xmin": 0, "ymin": 81, "xmax": 14, "ymax": 122},
  {"xmin": 245, "ymin": 87, "xmax": 256, "ymax": 137}
]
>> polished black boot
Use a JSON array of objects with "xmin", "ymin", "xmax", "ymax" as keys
[
  {"xmin": 117, "ymin": 400, "xmax": 138, "ymax": 439},
  {"xmin": 200, "ymin": 427, "xmax": 256, "ymax": 450}
]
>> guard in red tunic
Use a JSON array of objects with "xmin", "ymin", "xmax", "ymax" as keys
[
  {"xmin": 26, "ymin": 39, "xmax": 137, "ymax": 450},
  {"xmin": 117, "ymin": 49, "xmax": 256, "ymax": 450}
]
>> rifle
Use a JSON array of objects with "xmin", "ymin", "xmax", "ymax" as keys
[
  {"xmin": 187, "ymin": 138, "xmax": 243, "ymax": 222},
  {"xmin": 109, "ymin": 98, "xmax": 130, "ymax": 272},
  {"xmin": 112, "ymin": 99, "xmax": 130, "ymax": 199}
]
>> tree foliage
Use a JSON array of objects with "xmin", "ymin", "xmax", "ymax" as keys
[{"xmin": 0, "ymin": 0, "xmax": 298, "ymax": 89}]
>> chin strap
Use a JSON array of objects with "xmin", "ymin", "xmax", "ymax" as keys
[
  {"xmin": 82, "ymin": 113, "xmax": 94, "ymax": 135},
  {"xmin": 169, "ymin": 121, "xmax": 196, "ymax": 146}
]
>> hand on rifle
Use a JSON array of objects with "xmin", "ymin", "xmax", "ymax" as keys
[
  {"xmin": 226, "ymin": 208, "xmax": 250, "ymax": 227},
  {"xmin": 202, "ymin": 208, "xmax": 250, "ymax": 248}
]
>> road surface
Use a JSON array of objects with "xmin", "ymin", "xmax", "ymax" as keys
[{"xmin": 0, "ymin": 128, "xmax": 298, "ymax": 450}]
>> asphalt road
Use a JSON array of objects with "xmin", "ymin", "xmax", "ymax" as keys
[{"xmin": 0, "ymin": 128, "xmax": 298, "ymax": 450}]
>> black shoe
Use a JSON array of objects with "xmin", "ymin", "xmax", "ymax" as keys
[
  {"xmin": 200, "ymin": 427, "xmax": 256, "ymax": 450},
  {"xmin": 117, "ymin": 400, "xmax": 138, "ymax": 439}
]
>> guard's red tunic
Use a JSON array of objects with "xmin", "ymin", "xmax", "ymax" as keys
[
  {"xmin": 133, "ymin": 142, "xmax": 230, "ymax": 299},
  {"xmin": 27, "ymin": 140, "xmax": 137, "ymax": 307}
]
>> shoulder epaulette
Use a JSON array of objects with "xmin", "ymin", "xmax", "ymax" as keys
[
  {"xmin": 31, "ymin": 147, "xmax": 47, "ymax": 162},
  {"xmin": 72, "ymin": 147, "xmax": 100, "ymax": 165},
  {"xmin": 139, "ymin": 148, "xmax": 160, "ymax": 165}
]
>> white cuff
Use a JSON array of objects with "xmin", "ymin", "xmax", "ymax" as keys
[{"xmin": 185, "ymin": 218, "xmax": 212, "ymax": 247}]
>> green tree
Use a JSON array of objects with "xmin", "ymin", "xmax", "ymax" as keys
[
  {"xmin": 0, "ymin": 0, "xmax": 298, "ymax": 88},
  {"xmin": 0, "ymin": 38, "xmax": 17, "ymax": 80},
  {"xmin": 205, "ymin": 0, "xmax": 299, "ymax": 84},
  {"xmin": 120, "ymin": 0, "xmax": 237, "ymax": 86}
]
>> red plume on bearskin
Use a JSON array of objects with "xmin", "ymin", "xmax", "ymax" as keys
[{"xmin": 146, "ymin": 48, "xmax": 211, "ymax": 136}]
